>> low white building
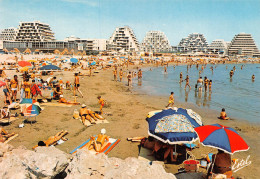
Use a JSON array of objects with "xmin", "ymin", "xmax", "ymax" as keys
[
  {"xmin": 107, "ymin": 26, "xmax": 139, "ymax": 52},
  {"xmin": 0, "ymin": 27, "xmax": 18, "ymax": 41},
  {"xmin": 208, "ymin": 39, "xmax": 229, "ymax": 55},
  {"xmin": 141, "ymin": 31, "xmax": 171, "ymax": 52},
  {"xmin": 15, "ymin": 21, "xmax": 55, "ymax": 42}
]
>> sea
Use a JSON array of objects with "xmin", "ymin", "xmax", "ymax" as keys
[{"xmin": 135, "ymin": 63, "xmax": 260, "ymax": 123}]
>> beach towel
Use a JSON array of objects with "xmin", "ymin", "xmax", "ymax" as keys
[
  {"xmin": 4, "ymin": 134, "xmax": 19, "ymax": 144},
  {"xmin": 78, "ymin": 117, "xmax": 109, "ymax": 127},
  {"xmin": 70, "ymin": 137, "xmax": 120, "ymax": 155},
  {"xmin": 41, "ymin": 103, "xmax": 73, "ymax": 107},
  {"xmin": 0, "ymin": 117, "xmax": 17, "ymax": 124}
]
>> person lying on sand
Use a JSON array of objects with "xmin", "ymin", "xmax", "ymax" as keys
[
  {"xmin": 220, "ymin": 108, "xmax": 230, "ymax": 120},
  {"xmin": 86, "ymin": 129, "xmax": 109, "ymax": 152},
  {"xmin": 79, "ymin": 104, "xmax": 96, "ymax": 124},
  {"xmin": 79, "ymin": 104, "xmax": 104, "ymax": 124},
  {"xmin": 0, "ymin": 127, "xmax": 16, "ymax": 143},
  {"xmin": 58, "ymin": 95, "xmax": 80, "ymax": 105},
  {"xmin": 0, "ymin": 106, "xmax": 10, "ymax": 119},
  {"xmin": 32, "ymin": 130, "xmax": 68, "ymax": 149}
]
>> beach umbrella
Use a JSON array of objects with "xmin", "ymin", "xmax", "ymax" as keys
[
  {"xmin": 195, "ymin": 124, "xmax": 249, "ymax": 154},
  {"xmin": 20, "ymin": 66, "xmax": 29, "ymax": 72},
  {"xmin": 148, "ymin": 108, "xmax": 199, "ymax": 144},
  {"xmin": 18, "ymin": 60, "xmax": 31, "ymax": 67},
  {"xmin": 39, "ymin": 65, "xmax": 60, "ymax": 70},
  {"xmin": 26, "ymin": 104, "xmax": 41, "ymax": 116},
  {"xmin": 0, "ymin": 81, "xmax": 6, "ymax": 87},
  {"xmin": 28, "ymin": 59, "xmax": 37, "ymax": 63},
  {"xmin": 70, "ymin": 58, "xmax": 78, "ymax": 63},
  {"xmin": 176, "ymin": 108, "xmax": 203, "ymax": 127},
  {"xmin": 90, "ymin": 61, "xmax": 96, "ymax": 66}
]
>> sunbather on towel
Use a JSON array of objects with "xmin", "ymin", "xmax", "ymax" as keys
[
  {"xmin": 58, "ymin": 95, "xmax": 80, "ymax": 105},
  {"xmin": 0, "ymin": 127, "xmax": 16, "ymax": 143},
  {"xmin": 32, "ymin": 130, "xmax": 68, "ymax": 149},
  {"xmin": 80, "ymin": 104, "xmax": 95, "ymax": 124},
  {"xmin": 87, "ymin": 129, "xmax": 110, "ymax": 152}
]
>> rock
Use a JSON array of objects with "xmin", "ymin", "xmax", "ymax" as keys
[
  {"xmin": 0, "ymin": 143, "xmax": 14, "ymax": 158},
  {"xmin": 0, "ymin": 146, "xmax": 70, "ymax": 179},
  {"xmin": 105, "ymin": 157, "xmax": 176, "ymax": 179},
  {"xmin": 65, "ymin": 149, "xmax": 106, "ymax": 178}
]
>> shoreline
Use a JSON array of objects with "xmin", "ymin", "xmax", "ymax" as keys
[{"xmin": 2, "ymin": 64, "xmax": 260, "ymax": 178}]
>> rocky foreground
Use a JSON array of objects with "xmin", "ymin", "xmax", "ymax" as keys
[{"xmin": 0, "ymin": 143, "xmax": 176, "ymax": 179}]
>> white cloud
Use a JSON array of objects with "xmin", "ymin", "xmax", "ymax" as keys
[{"xmin": 61, "ymin": 0, "xmax": 99, "ymax": 7}]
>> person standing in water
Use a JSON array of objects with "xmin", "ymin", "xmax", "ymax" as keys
[
  {"xmin": 179, "ymin": 72, "xmax": 183, "ymax": 83},
  {"xmin": 230, "ymin": 70, "xmax": 234, "ymax": 79},
  {"xmin": 252, "ymin": 74, "xmax": 255, "ymax": 82},
  {"xmin": 184, "ymin": 75, "xmax": 191, "ymax": 90}
]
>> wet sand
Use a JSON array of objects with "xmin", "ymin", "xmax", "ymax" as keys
[{"xmin": 2, "ymin": 67, "xmax": 260, "ymax": 178}]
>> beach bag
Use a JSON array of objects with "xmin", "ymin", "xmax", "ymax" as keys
[{"xmin": 73, "ymin": 109, "xmax": 80, "ymax": 119}]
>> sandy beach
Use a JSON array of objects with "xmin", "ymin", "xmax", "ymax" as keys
[{"xmin": 2, "ymin": 64, "xmax": 259, "ymax": 178}]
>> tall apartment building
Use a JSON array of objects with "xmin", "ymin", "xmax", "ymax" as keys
[
  {"xmin": 208, "ymin": 39, "xmax": 229, "ymax": 55},
  {"xmin": 228, "ymin": 33, "xmax": 260, "ymax": 56},
  {"xmin": 107, "ymin": 26, "xmax": 139, "ymax": 52},
  {"xmin": 177, "ymin": 33, "xmax": 208, "ymax": 53},
  {"xmin": 15, "ymin": 21, "xmax": 55, "ymax": 42},
  {"xmin": 0, "ymin": 28, "xmax": 18, "ymax": 41},
  {"xmin": 141, "ymin": 31, "xmax": 171, "ymax": 52}
]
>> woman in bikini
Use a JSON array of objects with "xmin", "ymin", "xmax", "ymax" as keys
[{"xmin": 24, "ymin": 79, "xmax": 31, "ymax": 99}]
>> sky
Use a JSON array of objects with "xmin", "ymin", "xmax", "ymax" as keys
[{"xmin": 0, "ymin": 0, "xmax": 260, "ymax": 46}]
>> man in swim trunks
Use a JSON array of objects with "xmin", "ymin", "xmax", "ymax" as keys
[
  {"xmin": 97, "ymin": 96, "xmax": 105, "ymax": 115},
  {"xmin": 0, "ymin": 127, "xmax": 16, "ymax": 143},
  {"xmin": 32, "ymin": 130, "xmax": 68, "ymax": 149},
  {"xmin": 166, "ymin": 92, "xmax": 174, "ymax": 108},
  {"xmin": 179, "ymin": 72, "xmax": 183, "ymax": 83},
  {"xmin": 79, "ymin": 104, "xmax": 95, "ymax": 124},
  {"xmin": 113, "ymin": 69, "xmax": 117, "ymax": 81},
  {"xmin": 184, "ymin": 75, "xmax": 191, "ymax": 90},
  {"xmin": 127, "ymin": 72, "xmax": 132, "ymax": 87},
  {"xmin": 197, "ymin": 77, "xmax": 203, "ymax": 92},
  {"xmin": 138, "ymin": 69, "xmax": 142, "ymax": 80},
  {"xmin": 10, "ymin": 75, "xmax": 19, "ymax": 102},
  {"xmin": 3, "ymin": 78, "xmax": 12, "ymax": 105},
  {"xmin": 204, "ymin": 76, "xmax": 209, "ymax": 91},
  {"xmin": 119, "ymin": 69, "xmax": 123, "ymax": 82},
  {"xmin": 74, "ymin": 73, "xmax": 83, "ymax": 98},
  {"xmin": 88, "ymin": 129, "xmax": 110, "ymax": 152}
]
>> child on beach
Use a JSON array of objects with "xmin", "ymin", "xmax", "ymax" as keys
[
  {"xmin": 97, "ymin": 96, "xmax": 105, "ymax": 115},
  {"xmin": 220, "ymin": 108, "xmax": 230, "ymax": 120},
  {"xmin": 166, "ymin": 92, "xmax": 174, "ymax": 108}
]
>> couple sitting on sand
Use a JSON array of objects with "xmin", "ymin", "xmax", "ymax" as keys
[{"xmin": 79, "ymin": 104, "xmax": 104, "ymax": 125}]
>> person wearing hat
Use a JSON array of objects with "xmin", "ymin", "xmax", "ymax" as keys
[
  {"xmin": 79, "ymin": 104, "xmax": 94, "ymax": 124},
  {"xmin": 87, "ymin": 129, "xmax": 110, "ymax": 152}
]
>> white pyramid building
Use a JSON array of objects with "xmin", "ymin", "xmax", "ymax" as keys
[
  {"xmin": 141, "ymin": 31, "xmax": 171, "ymax": 52},
  {"xmin": 107, "ymin": 26, "xmax": 139, "ymax": 52},
  {"xmin": 228, "ymin": 33, "xmax": 260, "ymax": 56}
]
